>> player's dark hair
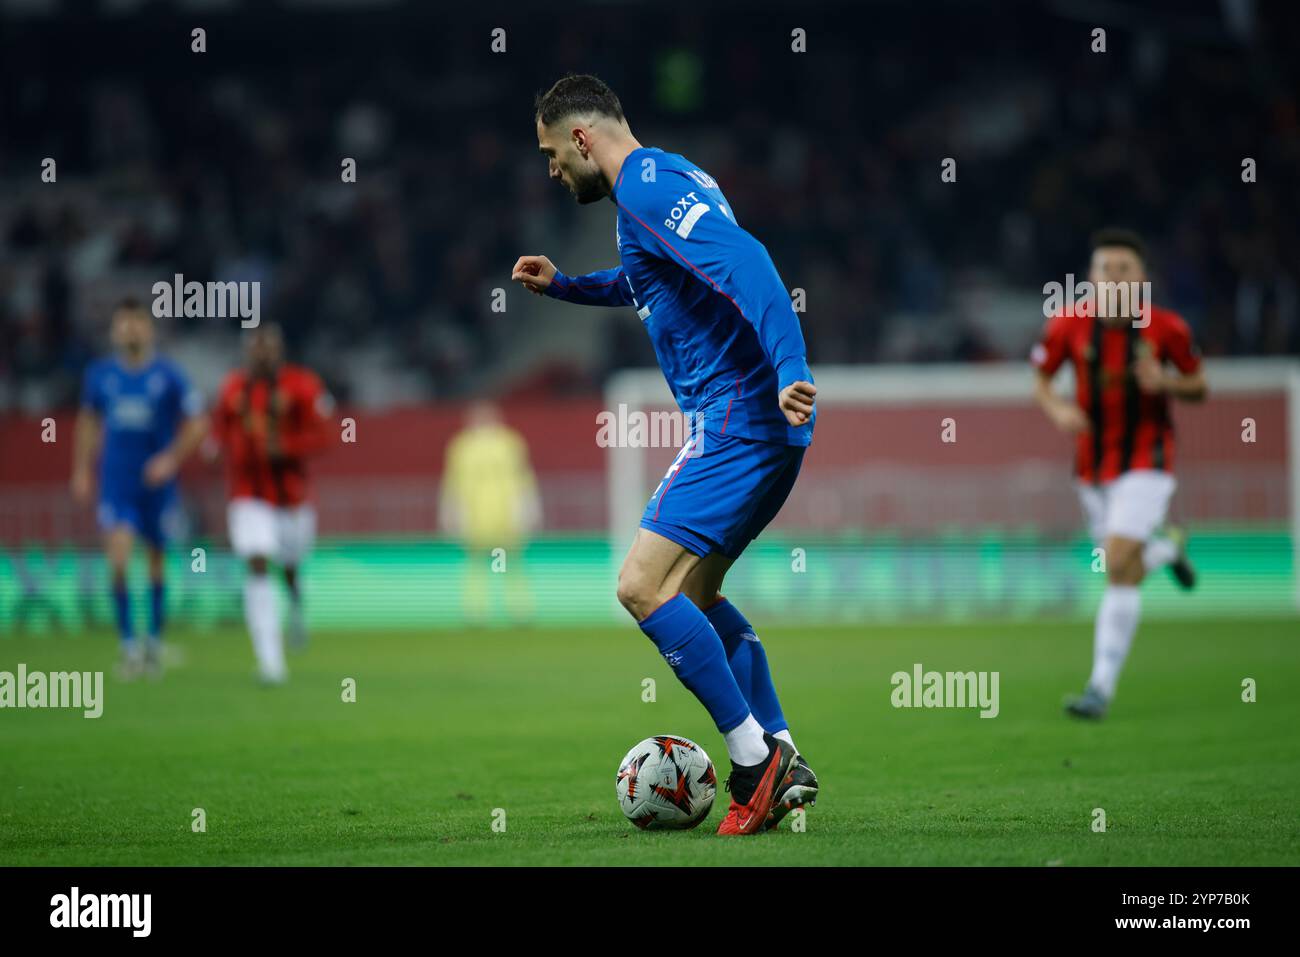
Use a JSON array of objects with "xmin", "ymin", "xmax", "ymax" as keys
[
  {"xmin": 250, "ymin": 321, "xmax": 283, "ymax": 340},
  {"xmin": 115, "ymin": 295, "xmax": 147, "ymax": 314},
  {"xmin": 1090, "ymin": 227, "xmax": 1147, "ymax": 263},
  {"xmin": 534, "ymin": 74, "xmax": 625, "ymax": 127}
]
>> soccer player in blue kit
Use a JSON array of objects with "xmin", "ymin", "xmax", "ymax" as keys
[
  {"xmin": 512, "ymin": 75, "xmax": 820, "ymax": 835},
  {"xmin": 71, "ymin": 299, "xmax": 208, "ymax": 678}
]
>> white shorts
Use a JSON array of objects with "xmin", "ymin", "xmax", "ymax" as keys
[
  {"xmin": 1076, "ymin": 470, "xmax": 1176, "ymax": 544},
  {"xmin": 227, "ymin": 498, "xmax": 317, "ymax": 565}
]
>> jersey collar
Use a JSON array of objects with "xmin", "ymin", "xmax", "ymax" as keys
[
  {"xmin": 113, "ymin": 350, "xmax": 156, "ymax": 374},
  {"xmin": 610, "ymin": 146, "xmax": 662, "ymax": 203}
]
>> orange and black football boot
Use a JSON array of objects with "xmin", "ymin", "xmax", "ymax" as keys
[
  {"xmin": 760, "ymin": 752, "xmax": 819, "ymax": 832},
  {"xmin": 716, "ymin": 733, "xmax": 796, "ymax": 836}
]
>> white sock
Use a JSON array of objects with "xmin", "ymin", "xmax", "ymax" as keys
[
  {"xmin": 244, "ymin": 575, "xmax": 286, "ymax": 681},
  {"xmin": 774, "ymin": 729, "xmax": 797, "ymax": 753},
  {"xmin": 1088, "ymin": 585, "xmax": 1141, "ymax": 699},
  {"xmin": 1143, "ymin": 537, "xmax": 1178, "ymax": 571},
  {"xmin": 724, "ymin": 714, "xmax": 768, "ymax": 765}
]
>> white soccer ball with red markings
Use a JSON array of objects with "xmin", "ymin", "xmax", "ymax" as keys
[{"xmin": 616, "ymin": 735, "xmax": 716, "ymax": 830}]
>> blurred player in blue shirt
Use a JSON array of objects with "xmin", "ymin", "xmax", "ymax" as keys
[
  {"xmin": 71, "ymin": 299, "xmax": 208, "ymax": 678},
  {"xmin": 513, "ymin": 75, "xmax": 819, "ymax": 835}
]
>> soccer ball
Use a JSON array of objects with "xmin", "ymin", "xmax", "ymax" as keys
[{"xmin": 615, "ymin": 735, "xmax": 717, "ymax": 830}]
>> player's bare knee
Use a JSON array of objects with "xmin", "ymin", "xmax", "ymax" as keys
[
  {"xmin": 615, "ymin": 583, "xmax": 647, "ymax": 620},
  {"xmin": 1111, "ymin": 557, "xmax": 1145, "ymax": 586},
  {"xmin": 1104, "ymin": 538, "xmax": 1143, "ymax": 585},
  {"xmin": 616, "ymin": 571, "xmax": 655, "ymax": 620},
  {"xmin": 248, "ymin": 555, "xmax": 270, "ymax": 576},
  {"xmin": 614, "ymin": 564, "xmax": 640, "ymax": 613}
]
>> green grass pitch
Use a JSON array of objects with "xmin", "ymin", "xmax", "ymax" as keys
[{"xmin": 1, "ymin": 617, "xmax": 1297, "ymax": 866}]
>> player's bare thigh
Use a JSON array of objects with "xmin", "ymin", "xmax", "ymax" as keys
[{"xmin": 616, "ymin": 528, "xmax": 705, "ymax": 621}]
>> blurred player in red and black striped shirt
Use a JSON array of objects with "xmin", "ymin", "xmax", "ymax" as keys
[
  {"xmin": 1032, "ymin": 229, "xmax": 1207, "ymax": 719},
  {"xmin": 213, "ymin": 325, "xmax": 333, "ymax": 683}
]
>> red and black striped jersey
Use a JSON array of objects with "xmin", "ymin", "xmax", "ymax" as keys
[
  {"xmin": 213, "ymin": 364, "xmax": 333, "ymax": 506},
  {"xmin": 1032, "ymin": 302, "xmax": 1201, "ymax": 484}
]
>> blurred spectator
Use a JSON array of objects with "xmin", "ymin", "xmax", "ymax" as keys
[{"xmin": 0, "ymin": 0, "xmax": 1296, "ymax": 412}]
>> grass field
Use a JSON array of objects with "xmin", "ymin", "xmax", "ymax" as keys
[{"xmin": 1, "ymin": 617, "xmax": 1298, "ymax": 866}]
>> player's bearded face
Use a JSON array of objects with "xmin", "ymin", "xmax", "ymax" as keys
[
  {"xmin": 564, "ymin": 161, "xmax": 608, "ymax": 204},
  {"xmin": 539, "ymin": 121, "xmax": 608, "ymax": 205}
]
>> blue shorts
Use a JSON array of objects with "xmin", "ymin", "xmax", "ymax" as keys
[
  {"xmin": 97, "ymin": 485, "xmax": 181, "ymax": 547},
  {"xmin": 640, "ymin": 430, "xmax": 804, "ymax": 559}
]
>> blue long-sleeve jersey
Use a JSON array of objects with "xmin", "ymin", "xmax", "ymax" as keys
[
  {"xmin": 545, "ymin": 147, "xmax": 814, "ymax": 446},
  {"xmin": 82, "ymin": 354, "xmax": 202, "ymax": 497}
]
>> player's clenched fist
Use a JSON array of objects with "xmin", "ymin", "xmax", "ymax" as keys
[
  {"xmin": 1132, "ymin": 354, "xmax": 1167, "ymax": 395},
  {"xmin": 142, "ymin": 449, "xmax": 180, "ymax": 487},
  {"xmin": 1048, "ymin": 399, "xmax": 1090, "ymax": 434},
  {"xmin": 511, "ymin": 255, "xmax": 557, "ymax": 295},
  {"xmin": 779, "ymin": 381, "xmax": 817, "ymax": 427}
]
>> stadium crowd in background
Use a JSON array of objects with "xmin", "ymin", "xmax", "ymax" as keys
[{"xmin": 0, "ymin": 3, "xmax": 1296, "ymax": 414}]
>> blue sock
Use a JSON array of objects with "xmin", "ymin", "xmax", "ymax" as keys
[
  {"xmin": 639, "ymin": 594, "xmax": 751, "ymax": 733},
  {"xmin": 113, "ymin": 582, "xmax": 135, "ymax": 647},
  {"xmin": 149, "ymin": 581, "xmax": 165, "ymax": 644},
  {"xmin": 705, "ymin": 598, "xmax": 787, "ymax": 734}
]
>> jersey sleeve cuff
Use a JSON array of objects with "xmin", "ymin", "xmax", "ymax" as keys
[
  {"xmin": 543, "ymin": 271, "xmax": 570, "ymax": 299},
  {"xmin": 776, "ymin": 356, "xmax": 812, "ymax": 392}
]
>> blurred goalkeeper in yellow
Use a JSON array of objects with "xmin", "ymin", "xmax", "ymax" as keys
[{"xmin": 439, "ymin": 401, "xmax": 541, "ymax": 625}]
